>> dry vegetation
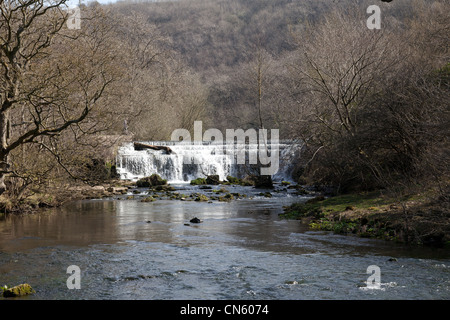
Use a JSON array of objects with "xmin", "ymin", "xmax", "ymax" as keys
[{"xmin": 0, "ymin": 0, "xmax": 448, "ymax": 221}]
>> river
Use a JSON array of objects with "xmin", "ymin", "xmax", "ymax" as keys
[{"xmin": 0, "ymin": 184, "xmax": 449, "ymax": 300}]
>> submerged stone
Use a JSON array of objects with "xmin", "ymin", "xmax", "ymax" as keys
[
  {"xmin": 194, "ymin": 194, "xmax": 209, "ymax": 202},
  {"xmin": 218, "ymin": 193, "xmax": 234, "ymax": 202},
  {"xmin": 388, "ymin": 258, "xmax": 398, "ymax": 262},
  {"xmin": 258, "ymin": 192, "xmax": 272, "ymax": 198},
  {"xmin": 141, "ymin": 196, "xmax": 156, "ymax": 202},
  {"xmin": 151, "ymin": 184, "xmax": 175, "ymax": 192}
]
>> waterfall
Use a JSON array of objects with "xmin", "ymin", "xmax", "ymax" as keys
[{"xmin": 116, "ymin": 141, "xmax": 300, "ymax": 183}]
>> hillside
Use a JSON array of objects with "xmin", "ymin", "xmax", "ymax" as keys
[{"xmin": 110, "ymin": 0, "xmax": 413, "ymax": 73}]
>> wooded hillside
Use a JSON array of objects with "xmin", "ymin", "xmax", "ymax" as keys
[{"xmin": 0, "ymin": 0, "xmax": 448, "ymax": 210}]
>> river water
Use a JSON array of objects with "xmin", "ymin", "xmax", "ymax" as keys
[{"xmin": 0, "ymin": 184, "xmax": 449, "ymax": 300}]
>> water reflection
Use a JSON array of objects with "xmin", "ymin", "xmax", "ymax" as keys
[
  {"xmin": 1, "ymin": 194, "xmax": 450, "ymax": 300},
  {"xmin": 0, "ymin": 201, "xmax": 119, "ymax": 252},
  {"xmin": 1, "ymin": 195, "xmax": 449, "ymax": 261}
]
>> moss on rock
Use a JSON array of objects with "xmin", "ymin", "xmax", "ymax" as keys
[
  {"xmin": 280, "ymin": 191, "xmax": 450, "ymax": 247},
  {"xmin": 2, "ymin": 284, "xmax": 35, "ymax": 298},
  {"xmin": 194, "ymin": 194, "xmax": 209, "ymax": 202},
  {"xmin": 206, "ymin": 175, "xmax": 220, "ymax": 185},
  {"xmin": 141, "ymin": 196, "xmax": 156, "ymax": 202},
  {"xmin": 190, "ymin": 178, "xmax": 207, "ymax": 185},
  {"xmin": 226, "ymin": 175, "xmax": 254, "ymax": 186},
  {"xmin": 136, "ymin": 174, "xmax": 167, "ymax": 187}
]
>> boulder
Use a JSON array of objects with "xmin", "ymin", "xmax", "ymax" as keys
[
  {"xmin": 226, "ymin": 175, "xmax": 241, "ymax": 184},
  {"xmin": 253, "ymin": 175, "xmax": 273, "ymax": 189},
  {"xmin": 107, "ymin": 187, "xmax": 128, "ymax": 194},
  {"xmin": 190, "ymin": 217, "xmax": 203, "ymax": 223},
  {"xmin": 136, "ymin": 174, "xmax": 167, "ymax": 187},
  {"xmin": 226, "ymin": 175, "xmax": 254, "ymax": 186},
  {"xmin": 190, "ymin": 178, "xmax": 207, "ymax": 185},
  {"xmin": 206, "ymin": 175, "xmax": 220, "ymax": 185}
]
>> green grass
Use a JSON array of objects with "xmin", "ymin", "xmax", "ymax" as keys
[
  {"xmin": 281, "ymin": 191, "xmax": 392, "ymax": 219},
  {"xmin": 315, "ymin": 192, "xmax": 389, "ymax": 211},
  {"xmin": 279, "ymin": 189, "xmax": 450, "ymax": 245}
]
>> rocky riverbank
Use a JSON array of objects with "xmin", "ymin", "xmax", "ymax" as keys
[
  {"xmin": 5, "ymin": 173, "xmax": 448, "ymax": 249},
  {"xmin": 0, "ymin": 180, "xmax": 135, "ymax": 215},
  {"xmin": 280, "ymin": 189, "xmax": 450, "ymax": 248},
  {"xmin": 0, "ymin": 174, "xmax": 298, "ymax": 215}
]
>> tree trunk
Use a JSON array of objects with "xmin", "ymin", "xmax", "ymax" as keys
[
  {"xmin": 133, "ymin": 142, "xmax": 173, "ymax": 154},
  {"xmin": 0, "ymin": 110, "xmax": 10, "ymax": 195}
]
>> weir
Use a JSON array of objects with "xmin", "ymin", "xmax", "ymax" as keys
[{"xmin": 116, "ymin": 141, "xmax": 300, "ymax": 183}]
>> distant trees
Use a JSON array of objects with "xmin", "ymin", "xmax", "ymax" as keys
[
  {"xmin": 287, "ymin": 2, "xmax": 449, "ymax": 193},
  {"xmin": 108, "ymin": 6, "xmax": 210, "ymax": 140},
  {"xmin": 126, "ymin": 0, "xmax": 417, "ymax": 133},
  {"xmin": 101, "ymin": 0, "xmax": 450, "ymax": 196},
  {"xmin": 0, "ymin": 0, "xmax": 446, "ymax": 204},
  {"xmin": 287, "ymin": 8, "xmax": 396, "ymax": 191},
  {"xmin": 0, "ymin": 0, "xmax": 211, "ymax": 203}
]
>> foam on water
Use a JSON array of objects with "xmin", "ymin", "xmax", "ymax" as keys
[{"xmin": 116, "ymin": 141, "xmax": 300, "ymax": 182}]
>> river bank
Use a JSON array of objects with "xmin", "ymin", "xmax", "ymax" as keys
[
  {"xmin": 0, "ymin": 174, "xmax": 291, "ymax": 216},
  {"xmin": 280, "ymin": 189, "xmax": 450, "ymax": 248},
  {"xmin": 0, "ymin": 179, "xmax": 135, "ymax": 216},
  {"xmin": 2, "ymin": 175, "xmax": 449, "ymax": 249}
]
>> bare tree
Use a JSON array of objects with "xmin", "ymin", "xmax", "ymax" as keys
[
  {"xmin": 287, "ymin": 2, "xmax": 449, "ymax": 192},
  {"xmin": 0, "ymin": 1, "xmax": 117, "ymax": 194}
]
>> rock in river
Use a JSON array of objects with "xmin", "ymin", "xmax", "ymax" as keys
[
  {"xmin": 2, "ymin": 283, "xmax": 35, "ymax": 298},
  {"xmin": 190, "ymin": 217, "xmax": 203, "ymax": 223}
]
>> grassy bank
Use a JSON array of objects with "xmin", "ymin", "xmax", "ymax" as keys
[{"xmin": 280, "ymin": 190, "xmax": 450, "ymax": 248}]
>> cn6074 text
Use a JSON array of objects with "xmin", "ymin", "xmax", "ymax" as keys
[
  {"xmin": 224, "ymin": 305, "xmax": 269, "ymax": 315},
  {"xmin": 180, "ymin": 304, "xmax": 269, "ymax": 317}
]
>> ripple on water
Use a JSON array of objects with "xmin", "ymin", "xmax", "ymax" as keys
[{"xmin": 1, "ymin": 196, "xmax": 450, "ymax": 300}]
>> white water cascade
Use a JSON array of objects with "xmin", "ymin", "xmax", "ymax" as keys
[{"xmin": 116, "ymin": 141, "xmax": 300, "ymax": 183}]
